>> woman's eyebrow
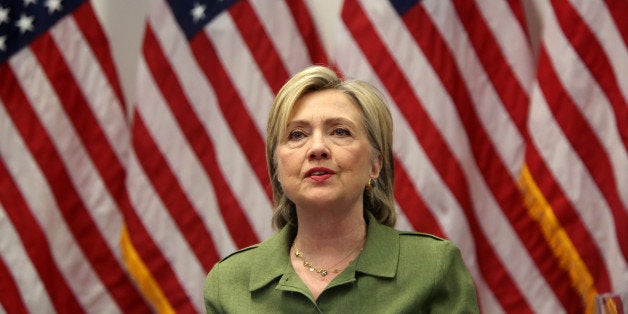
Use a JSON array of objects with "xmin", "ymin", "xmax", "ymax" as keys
[
  {"xmin": 286, "ymin": 117, "xmax": 359, "ymax": 132},
  {"xmin": 324, "ymin": 117, "xmax": 358, "ymax": 129},
  {"xmin": 286, "ymin": 120, "xmax": 309, "ymax": 128}
]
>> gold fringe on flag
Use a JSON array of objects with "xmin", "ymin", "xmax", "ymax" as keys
[
  {"xmin": 519, "ymin": 164, "xmax": 597, "ymax": 314},
  {"xmin": 120, "ymin": 225, "xmax": 175, "ymax": 314}
]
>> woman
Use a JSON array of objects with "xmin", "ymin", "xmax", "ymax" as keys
[{"xmin": 204, "ymin": 65, "xmax": 479, "ymax": 313}]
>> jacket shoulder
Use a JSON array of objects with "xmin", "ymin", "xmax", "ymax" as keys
[
  {"xmin": 398, "ymin": 230, "xmax": 445, "ymax": 241},
  {"xmin": 218, "ymin": 244, "xmax": 259, "ymax": 263},
  {"xmin": 396, "ymin": 230, "xmax": 457, "ymax": 256}
]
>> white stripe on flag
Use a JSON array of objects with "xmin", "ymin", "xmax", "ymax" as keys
[
  {"xmin": 0, "ymin": 123, "xmax": 56, "ymax": 314},
  {"xmin": 528, "ymin": 83, "xmax": 628, "ymax": 290},
  {"xmin": 10, "ymin": 48, "xmax": 124, "ymax": 265},
  {"xmin": 250, "ymin": 0, "xmax": 313, "ymax": 75},
  {"xmin": 0, "ymin": 80, "xmax": 118, "ymax": 313},
  {"xmin": 146, "ymin": 3, "xmax": 274, "ymax": 241},
  {"xmin": 50, "ymin": 15, "xmax": 129, "ymax": 162},
  {"xmin": 332, "ymin": 6, "xmax": 502, "ymax": 311},
  {"xmin": 568, "ymin": 0, "xmax": 628, "ymax": 102},
  {"xmin": 126, "ymin": 150, "xmax": 207, "ymax": 312},
  {"xmin": 205, "ymin": 11, "xmax": 274, "ymax": 137}
]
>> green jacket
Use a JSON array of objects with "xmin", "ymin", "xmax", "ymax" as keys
[{"xmin": 204, "ymin": 212, "xmax": 479, "ymax": 313}]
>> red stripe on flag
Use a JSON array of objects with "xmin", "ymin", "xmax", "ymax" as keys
[
  {"xmin": 0, "ymin": 254, "xmax": 28, "ymax": 313},
  {"xmin": 142, "ymin": 26, "xmax": 260, "ymax": 249},
  {"xmin": 131, "ymin": 114, "xmax": 221, "ymax": 268},
  {"xmin": 29, "ymin": 35, "xmax": 128, "ymax": 216},
  {"xmin": 551, "ymin": 0, "xmax": 628, "ymax": 154},
  {"xmin": 537, "ymin": 47, "xmax": 628, "ymax": 263},
  {"xmin": 341, "ymin": 1, "xmax": 531, "ymax": 310},
  {"xmin": 229, "ymin": 1, "xmax": 290, "ymax": 93},
  {"xmin": 604, "ymin": 0, "xmax": 628, "ymax": 47},
  {"xmin": 3, "ymin": 102, "xmax": 129, "ymax": 309},
  {"xmin": 189, "ymin": 31, "xmax": 273, "ymax": 202},
  {"xmin": 29, "ymin": 32, "xmax": 152, "ymax": 311},
  {"xmin": 0, "ymin": 65, "xmax": 89, "ymax": 313},
  {"xmin": 452, "ymin": 0, "xmax": 529, "ymax": 134},
  {"xmin": 33, "ymin": 16, "xmax": 189, "ymax": 310},
  {"xmin": 408, "ymin": 4, "xmax": 586, "ymax": 310},
  {"xmin": 56, "ymin": 13, "xmax": 197, "ymax": 311},
  {"xmin": 71, "ymin": 2, "xmax": 127, "ymax": 113},
  {"xmin": 404, "ymin": 4, "xmax": 584, "ymax": 310},
  {"xmin": 393, "ymin": 157, "xmax": 445, "ymax": 238},
  {"xmin": 286, "ymin": 0, "xmax": 331, "ymax": 66},
  {"xmin": 506, "ymin": 0, "xmax": 531, "ymax": 44},
  {"xmin": 525, "ymin": 147, "xmax": 612, "ymax": 294},
  {"xmin": 118, "ymin": 186, "xmax": 195, "ymax": 312}
]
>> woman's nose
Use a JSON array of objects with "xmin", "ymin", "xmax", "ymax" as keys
[{"xmin": 308, "ymin": 132, "xmax": 330, "ymax": 160}]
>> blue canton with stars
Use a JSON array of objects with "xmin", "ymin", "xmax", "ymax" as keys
[
  {"xmin": 0, "ymin": 0, "xmax": 85, "ymax": 64},
  {"xmin": 389, "ymin": 0, "xmax": 422, "ymax": 16},
  {"xmin": 166, "ymin": 0, "xmax": 239, "ymax": 40}
]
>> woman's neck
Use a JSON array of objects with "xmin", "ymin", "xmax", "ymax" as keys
[
  {"xmin": 289, "ymin": 204, "xmax": 367, "ymax": 300},
  {"xmin": 293, "ymin": 205, "xmax": 367, "ymax": 255}
]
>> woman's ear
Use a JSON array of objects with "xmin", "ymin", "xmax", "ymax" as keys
[{"xmin": 370, "ymin": 153, "xmax": 383, "ymax": 178}]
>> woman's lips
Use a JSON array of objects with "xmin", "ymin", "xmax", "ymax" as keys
[
  {"xmin": 308, "ymin": 173, "xmax": 333, "ymax": 182},
  {"xmin": 305, "ymin": 167, "xmax": 335, "ymax": 181}
]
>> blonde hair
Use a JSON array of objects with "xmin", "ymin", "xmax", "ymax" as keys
[{"xmin": 266, "ymin": 65, "xmax": 395, "ymax": 229}]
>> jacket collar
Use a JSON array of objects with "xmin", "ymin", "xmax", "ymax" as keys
[
  {"xmin": 355, "ymin": 211, "xmax": 398, "ymax": 278},
  {"xmin": 248, "ymin": 222, "xmax": 295, "ymax": 291},
  {"xmin": 248, "ymin": 211, "xmax": 399, "ymax": 291}
]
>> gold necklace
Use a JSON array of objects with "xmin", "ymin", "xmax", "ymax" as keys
[{"xmin": 293, "ymin": 243, "xmax": 363, "ymax": 277}]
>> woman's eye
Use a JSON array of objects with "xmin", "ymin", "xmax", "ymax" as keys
[
  {"xmin": 288, "ymin": 130, "xmax": 305, "ymax": 141},
  {"xmin": 332, "ymin": 128, "xmax": 350, "ymax": 137}
]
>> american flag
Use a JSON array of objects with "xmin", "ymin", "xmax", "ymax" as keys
[
  {"xmin": 337, "ymin": 0, "xmax": 537, "ymax": 310},
  {"xmin": 0, "ymin": 0, "xmax": 151, "ymax": 312},
  {"xmin": 1, "ymin": 0, "xmax": 626, "ymax": 313},
  {"xmin": 125, "ymin": 0, "xmax": 329, "ymax": 312},
  {"xmin": 334, "ymin": 0, "xmax": 627, "ymax": 312}
]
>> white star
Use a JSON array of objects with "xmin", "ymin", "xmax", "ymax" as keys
[
  {"xmin": 45, "ymin": 0, "xmax": 63, "ymax": 14},
  {"xmin": 190, "ymin": 2, "xmax": 206, "ymax": 23},
  {"xmin": 24, "ymin": 0, "xmax": 37, "ymax": 6},
  {"xmin": 0, "ymin": 6, "xmax": 10, "ymax": 25},
  {"xmin": 0, "ymin": 36, "xmax": 6, "ymax": 51},
  {"xmin": 16, "ymin": 14, "xmax": 34, "ymax": 33}
]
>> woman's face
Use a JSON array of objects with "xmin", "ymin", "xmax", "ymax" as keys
[{"xmin": 275, "ymin": 89, "xmax": 382, "ymax": 212}]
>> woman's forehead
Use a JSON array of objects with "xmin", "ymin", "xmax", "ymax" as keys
[{"xmin": 289, "ymin": 90, "xmax": 359, "ymax": 119}]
